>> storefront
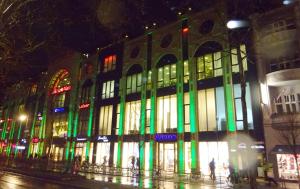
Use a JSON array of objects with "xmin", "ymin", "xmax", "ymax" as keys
[
  {"xmin": 199, "ymin": 141, "xmax": 229, "ymax": 177},
  {"xmin": 74, "ymin": 138, "xmax": 93, "ymax": 163},
  {"xmin": 273, "ymin": 145, "xmax": 300, "ymax": 180},
  {"xmin": 95, "ymin": 136, "xmax": 111, "ymax": 165},
  {"xmin": 118, "ymin": 142, "xmax": 139, "ymax": 169}
]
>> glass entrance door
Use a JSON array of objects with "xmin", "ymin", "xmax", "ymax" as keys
[{"xmin": 158, "ymin": 143, "xmax": 177, "ymax": 173}]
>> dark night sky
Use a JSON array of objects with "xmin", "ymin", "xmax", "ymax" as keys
[{"xmin": 0, "ymin": 0, "xmax": 282, "ymax": 103}]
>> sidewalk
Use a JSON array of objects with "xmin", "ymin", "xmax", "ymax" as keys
[
  {"xmin": 1, "ymin": 166, "xmax": 299, "ymax": 189},
  {"xmin": 1, "ymin": 167, "xmax": 135, "ymax": 189}
]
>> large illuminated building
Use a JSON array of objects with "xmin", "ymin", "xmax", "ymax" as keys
[
  {"xmin": 1, "ymin": 1, "xmax": 293, "ymax": 179},
  {"xmin": 252, "ymin": 1, "xmax": 300, "ymax": 181}
]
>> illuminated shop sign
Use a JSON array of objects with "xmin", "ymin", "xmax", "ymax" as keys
[
  {"xmin": 155, "ymin": 134, "xmax": 177, "ymax": 142},
  {"xmin": 54, "ymin": 107, "xmax": 65, "ymax": 113},
  {"xmin": 76, "ymin": 137, "xmax": 87, "ymax": 142},
  {"xmin": 16, "ymin": 145, "xmax": 26, "ymax": 150},
  {"xmin": 97, "ymin": 136, "xmax": 109, "ymax": 142},
  {"xmin": 52, "ymin": 85, "xmax": 71, "ymax": 95},
  {"xmin": 79, "ymin": 103, "xmax": 90, "ymax": 109},
  {"xmin": 32, "ymin": 137, "xmax": 39, "ymax": 143}
]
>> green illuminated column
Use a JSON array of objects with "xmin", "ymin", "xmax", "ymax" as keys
[
  {"xmin": 188, "ymin": 57, "xmax": 199, "ymax": 174},
  {"xmin": 0, "ymin": 108, "xmax": 9, "ymax": 153},
  {"xmin": 176, "ymin": 59, "xmax": 185, "ymax": 176},
  {"xmin": 116, "ymin": 76, "xmax": 126, "ymax": 168},
  {"xmin": 7, "ymin": 120, "xmax": 16, "ymax": 156},
  {"xmin": 1, "ymin": 107, "xmax": 9, "ymax": 140},
  {"xmin": 27, "ymin": 97, "xmax": 40, "ymax": 158},
  {"xmin": 222, "ymin": 49, "xmax": 236, "ymax": 132},
  {"xmin": 139, "ymin": 69, "xmax": 147, "ymax": 175},
  {"xmin": 14, "ymin": 122, "xmax": 22, "ymax": 157},
  {"xmin": 85, "ymin": 77, "xmax": 96, "ymax": 160},
  {"xmin": 149, "ymin": 65, "xmax": 157, "ymax": 175},
  {"xmin": 222, "ymin": 47, "xmax": 238, "ymax": 171},
  {"xmin": 38, "ymin": 99, "xmax": 47, "ymax": 156}
]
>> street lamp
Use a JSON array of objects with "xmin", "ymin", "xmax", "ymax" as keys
[
  {"xmin": 18, "ymin": 114, "xmax": 27, "ymax": 122},
  {"xmin": 226, "ymin": 19, "xmax": 258, "ymax": 188}
]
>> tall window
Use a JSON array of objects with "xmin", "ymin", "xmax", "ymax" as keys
[
  {"xmin": 115, "ymin": 104, "xmax": 120, "ymax": 135},
  {"xmin": 233, "ymin": 83, "xmax": 253, "ymax": 130},
  {"xmin": 102, "ymin": 80, "xmax": 115, "ymax": 99},
  {"xmin": 231, "ymin": 44, "xmax": 248, "ymax": 73},
  {"xmin": 184, "ymin": 93, "xmax": 190, "ymax": 132},
  {"xmin": 51, "ymin": 71, "xmax": 71, "ymax": 108},
  {"xmin": 183, "ymin": 60, "xmax": 189, "ymax": 83},
  {"xmin": 126, "ymin": 73, "xmax": 142, "ymax": 94},
  {"xmin": 78, "ymin": 110, "xmax": 89, "ymax": 136},
  {"xmin": 147, "ymin": 70, "xmax": 152, "ymax": 90},
  {"xmin": 157, "ymin": 64, "xmax": 176, "ymax": 88},
  {"xmin": 124, "ymin": 100, "xmax": 141, "ymax": 134},
  {"xmin": 81, "ymin": 80, "xmax": 93, "ymax": 103},
  {"xmin": 157, "ymin": 95, "xmax": 177, "ymax": 133},
  {"xmin": 146, "ymin": 99, "xmax": 151, "ymax": 134},
  {"xmin": 52, "ymin": 115, "xmax": 68, "ymax": 138},
  {"xmin": 53, "ymin": 94, "xmax": 65, "ymax": 107},
  {"xmin": 99, "ymin": 105, "xmax": 113, "ymax": 135},
  {"xmin": 103, "ymin": 55, "xmax": 116, "ymax": 72},
  {"xmin": 197, "ymin": 51, "xmax": 222, "ymax": 80},
  {"xmin": 198, "ymin": 89, "xmax": 216, "ymax": 131}
]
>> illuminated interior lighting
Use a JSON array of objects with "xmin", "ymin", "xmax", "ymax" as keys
[{"xmin": 182, "ymin": 27, "xmax": 189, "ymax": 33}]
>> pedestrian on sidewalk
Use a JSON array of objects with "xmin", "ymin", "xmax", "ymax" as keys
[{"xmin": 209, "ymin": 158, "xmax": 216, "ymax": 181}]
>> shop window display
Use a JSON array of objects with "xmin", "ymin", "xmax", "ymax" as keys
[{"xmin": 277, "ymin": 154, "xmax": 300, "ymax": 180}]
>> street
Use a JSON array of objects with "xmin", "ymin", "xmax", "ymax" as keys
[{"xmin": 0, "ymin": 172, "xmax": 81, "ymax": 189}]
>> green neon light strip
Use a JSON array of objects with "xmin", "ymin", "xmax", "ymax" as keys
[
  {"xmin": 1, "ymin": 108, "xmax": 9, "ymax": 140},
  {"xmin": 177, "ymin": 92, "xmax": 184, "ymax": 134},
  {"xmin": 149, "ymin": 140, "xmax": 154, "ymax": 172},
  {"xmin": 65, "ymin": 141, "xmax": 70, "ymax": 160},
  {"xmin": 222, "ymin": 51, "xmax": 236, "ymax": 132},
  {"xmin": 116, "ymin": 140, "xmax": 122, "ymax": 168},
  {"xmin": 191, "ymin": 140, "xmax": 197, "ymax": 170},
  {"xmin": 178, "ymin": 140, "xmax": 185, "ymax": 174},
  {"xmin": 71, "ymin": 141, "xmax": 75, "ymax": 161},
  {"xmin": 38, "ymin": 102, "xmax": 48, "ymax": 156},
  {"xmin": 117, "ymin": 78, "xmax": 126, "ymax": 168},
  {"xmin": 28, "ymin": 100, "xmax": 39, "ymax": 157},
  {"xmin": 15, "ymin": 123, "xmax": 22, "ymax": 157},
  {"xmin": 73, "ymin": 111, "xmax": 79, "ymax": 137}
]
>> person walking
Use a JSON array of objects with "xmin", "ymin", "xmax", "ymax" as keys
[{"xmin": 209, "ymin": 158, "xmax": 216, "ymax": 180}]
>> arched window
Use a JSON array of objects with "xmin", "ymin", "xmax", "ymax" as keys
[
  {"xmin": 49, "ymin": 70, "xmax": 71, "ymax": 138},
  {"xmin": 157, "ymin": 54, "xmax": 178, "ymax": 88},
  {"xmin": 194, "ymin": 41, "xmax": 223, "ymax": 80},
  {"xmin": 51, "ymin": 71, "xmax": 71, "ymax": 108}
]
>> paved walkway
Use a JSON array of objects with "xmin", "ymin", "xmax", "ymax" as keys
[{"xmin": 1, "ymin": 167, "xmax": 299, "ymax": 189}]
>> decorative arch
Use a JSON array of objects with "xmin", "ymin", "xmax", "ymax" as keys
[
  {"xmin": 49, "ymin": 69, "xmax": 71, "ymax": 95},
  {"xmin": 126, "ymin": 64, "xmax": 143, "ymax": 76},
  {"xmin": 156, "ymin": 54, "xmax": 178, "ymax": 68},
  {"xmin": 193, "ymin": 41, "xmax": 223, "ymax": 57}
]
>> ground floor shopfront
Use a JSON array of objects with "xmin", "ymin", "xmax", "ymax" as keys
[
  {"xmin": 90, "ymin": 140, "xmax": 264, "ymax": 177},
  {"xmin": 270, "ymin": 145, "xmax": 300, "ymax": 181}
]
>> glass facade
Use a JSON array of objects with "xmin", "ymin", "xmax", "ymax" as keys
[
  {"xmin": 157, "ymin": 64, "xmax": 176, "ymax": 88},
  {"xmin": 99, "ymin": 105, "xmax": 113, "ymax": 135},
  {"xmin": 102, "ymin": 80, "xmax": 115, "ymax": 99},
  {"xmin": 157, "ymin": 95, "xmax": 177, "ymax": 133}
]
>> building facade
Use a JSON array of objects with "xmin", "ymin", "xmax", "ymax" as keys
[
  {"xmin": 0, "ymin": 2, "xmax": 271, "ymax": 178},
  {"xmin": 252, "ymin": 1, "xmax": 300, "ymax": 181}
]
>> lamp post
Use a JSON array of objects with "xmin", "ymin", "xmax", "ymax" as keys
[
  {"xmin": 16, "ymin": 114, "xmax": 28, "ymax": 159},
  {"xmin": 226, "ymin": 19, "xmax": 257, "ymax": 189}
]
